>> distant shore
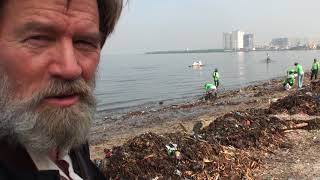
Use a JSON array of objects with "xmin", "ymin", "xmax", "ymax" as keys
[{"xmin": 145, "ymin": 48, "xmax": 320, "ymax": 55}]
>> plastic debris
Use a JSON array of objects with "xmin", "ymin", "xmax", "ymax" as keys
[
  {"xmin": 165, "ymin": 143, "xmax": 178, "ymax": 156},
  {"xmin": 174, "ymin": 169, "xmax": 182, "ymax": 177},
  {"xmin": 306, "ymin": 92, "xmax": 312, "ymax": 96},
  {"xmin": 175, "ymin": 151, "xmax": 182, "ymax": 160},
  {"xmin": 203, "ymin": 158, "xmax": 213, "ymax": 163}
]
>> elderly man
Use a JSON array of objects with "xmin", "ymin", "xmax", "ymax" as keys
[{"xmin": 0, "ymin": 0, "xmax": 122, "ymax": 179}]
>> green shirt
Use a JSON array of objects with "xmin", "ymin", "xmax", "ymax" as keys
[
  {"xmin": 312, "ymin": 62, "xmax": 319, "ymax": 70},
  {"xmin": 204, "ymin": 83, "xmax": 216, "ymax": 91},
  {"xmin": 212, "ymin": 72, "xmax": 220, "ymax": 80},
  {"xmin": 296, "ymin": 64, "xmax": 304, "ymax": 75},
  {"xmin": 287, "ymin": 68, "xmax": 295, "ymax": 75},
  {"xmin": 284, "ymin": 75, "xmax": 295, "ymax": 86}
]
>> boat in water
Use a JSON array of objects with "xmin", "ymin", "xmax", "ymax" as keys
[{"xmin": 190, "ymin": 60, "xmax": 204, "ymax": 67}]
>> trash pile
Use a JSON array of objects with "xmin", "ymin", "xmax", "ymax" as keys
[
  {"xmin": 246, "ymin": 80, "xmax": 282, "ymax": 97},
  {"xmin": 311, "ymin": 80, "xmax": 320, "ymax": 94},
  {"xmin": 99, "ymin": 132, "xmax": 258, "ymax": 179},
  {"xmin": 304, "ymin": 118, "xmax": 320, "ymax": 130},
  {"xmin": 269, "ymin": 92, "xmax": 319, "ymax": 115},
  {"xmin": 97, "ymin": 79, "xmax": 320, "ymax": 179},
  {"xmin": 200, "ymin": 110, "xmax": 287, "ymax": 150}
]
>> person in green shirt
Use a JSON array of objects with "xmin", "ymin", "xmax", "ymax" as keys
[
  {"xmin": 212, "ymin": 68, "xmax": 220, "ymax": 88},
  {"xmin": 294, "ymin": 62, "xmax": 304, "ymax": 88},
  {"xmin": 287, "ymin": 67, "xmax": 296, "ymax": 76},
  {"xmin": 283, "ymin": 74, "xmax": 295, "ymax": 90},
  {"xmin": 311, "ymin": 58, "xmax": 319, "ymax": 80},
  {"xmin": 204, "ymin": 83, "xmax": 217, "ymax": 100}
]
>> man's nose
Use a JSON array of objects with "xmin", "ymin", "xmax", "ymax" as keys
[{"xmin": 49, "ymin": 39, "xmax": 82, "ymax": 80}]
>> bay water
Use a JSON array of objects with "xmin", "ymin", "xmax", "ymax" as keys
[{"xmin": 95, "ymin": 50, "xmax": 320, "ymax": 115}]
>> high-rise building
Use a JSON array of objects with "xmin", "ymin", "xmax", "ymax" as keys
[
  {"xmin": 232, "ymin": 30, "xmax": 244, "ymax": 50},
  {"xmin": 223, "ymin": 30, "xmax": 255, "ymax": 51},
  {"xmin": 243, "ymin": 34, "xmax": 255, "ymax": 50},
  {"xmin": 270, "ymin": 38, "xmax": 289, "ymax": 49},
  {"xmin": 223, "ymin": 32, "xmax": 232, "ymax": 50}
]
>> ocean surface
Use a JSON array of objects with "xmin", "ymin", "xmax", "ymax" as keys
[{"xmin": 95, "ymin": 50, "xmax": 320, "ymax": 115}]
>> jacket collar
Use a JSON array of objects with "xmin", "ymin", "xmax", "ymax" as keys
[
  {"xmin": 0, "ymin": 139, "xmax": 106, "ymax": 180},
  {"xmin": 0, "ymin": 138, "xmax": 83, "ymax": 177},
  {"xmin": 0, "ymin": 138, "xmax": 38, "ymax": 172}
]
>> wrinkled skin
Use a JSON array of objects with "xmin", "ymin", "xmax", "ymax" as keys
[
  {"xmin": 0, "ymin": 0, "xmax": 100, "ymax": 103},
  {"xmin": 0, "ymin": 0, "xmax": 101, "ymax": 155}
]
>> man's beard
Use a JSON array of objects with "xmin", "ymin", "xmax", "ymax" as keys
[{"xmin": 0, "ymin": 75, "xmax": 96, "ymax": 156}]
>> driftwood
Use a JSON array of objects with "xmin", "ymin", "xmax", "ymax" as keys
[
  {"xmin": 281, "ymin": 123, "xmax": 309, "ymax": 131},
  {"xmin": 281, "ymin": 118, "xmax": 320, "ymax": 131}
]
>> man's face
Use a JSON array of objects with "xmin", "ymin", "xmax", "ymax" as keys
[
  {"xmin": 0, "ymin": 0, "xmax": 100, "ymax": 103},
  {"xmin": 0, "ymin": 0, "xmax": 101, "ymax": 154}
]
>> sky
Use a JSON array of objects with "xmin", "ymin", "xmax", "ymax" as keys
[{"xmin": 103, "ymin": 0, "xmax": 320, "ymax": 54}]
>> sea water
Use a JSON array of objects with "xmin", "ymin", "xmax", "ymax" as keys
[{"xmin": 95, "ymin": 50, "xmax": 320, "ymax": 115}]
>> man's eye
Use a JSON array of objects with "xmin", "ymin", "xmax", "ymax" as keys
[
  {"xmin": 74, "ymin": 40, "xmax": 99, "ymax": 51},
  {"xmin": 24, "ymin": 35, "xmax": 53, "ymax": 47}
]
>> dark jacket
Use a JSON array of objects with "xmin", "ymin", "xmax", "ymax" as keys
[{"xmin": 0, "ymin": 139, "xmax": 107, "ymax": 180}]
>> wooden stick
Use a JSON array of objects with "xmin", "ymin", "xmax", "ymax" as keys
[{"xmin": 281, "ymin": 123, "xmax": 309, "ymax": 131}]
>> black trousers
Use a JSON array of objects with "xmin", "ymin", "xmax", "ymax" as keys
[
  {"xmin": 311, "ymin": 69, "xmax": 318, "ymax": 80},
  {"xmin": 214, "ymin": 80, "xmax": 219, "ymax": 88}
]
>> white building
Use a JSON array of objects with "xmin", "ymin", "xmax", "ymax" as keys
[
  {"xmin": 223, "ymin": 32, "xmax": 232, "ymax": 50},
  {"xmin": 232, "ymin": 30, "xmax": 244, "ymax": 50}
]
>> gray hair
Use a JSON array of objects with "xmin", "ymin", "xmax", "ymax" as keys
[{"xmin": 97, "ymin": 0, "xmax": 123, "ymax": 46}]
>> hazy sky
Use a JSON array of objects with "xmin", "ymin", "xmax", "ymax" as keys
[{"xmin": 103, "ymin": 0, "xmax": 320, "ymax": 54}]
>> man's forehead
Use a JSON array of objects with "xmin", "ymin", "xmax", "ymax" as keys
[
  {"xmin": 4, "ymin": 0, "xmax": 99, "ymax": 17},
  {"xmin": 1, "ymin": 0, "xmax": 100, "ymax": 31}
]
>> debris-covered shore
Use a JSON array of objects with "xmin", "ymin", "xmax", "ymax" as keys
[{"xmin": 91, "ymin": 74, "xmax": 320, "ymax": 179}]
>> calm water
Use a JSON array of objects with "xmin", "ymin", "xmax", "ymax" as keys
[{"xmin": 95, "ymin": 50, "xmax": 320, "ymax": 113}]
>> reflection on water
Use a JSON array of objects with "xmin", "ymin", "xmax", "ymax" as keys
[
  {"xmin": 237, "ymin": 52, "xmax": 246, "ymax": 86},
  {"xmin": 192, "ymin": 65, "xmax": 204, "ymax": 78},
  {"xmin": 266, "ymin": 62, "xmax": 270, "ymax": 73},
  {"xmin": 191, "ymin": 66, "xmax": 203, "ymax": 70}
]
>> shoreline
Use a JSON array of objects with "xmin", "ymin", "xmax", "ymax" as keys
[
  {"xmin": 95, "ymin": 75, "xmax": 284, "ymax": 116},
  {"xmin": 91, "ymin": 70, "xmax": 320, "ymax": 179},
  {"xmin": 90, "ymin": 73, "xmax": 296, "ymax": 159},
  {"xmin": 145, "ymin": 48, "xmax": 320, "ymax": 55}
]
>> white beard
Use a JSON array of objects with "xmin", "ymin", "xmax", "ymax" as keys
[{"xmin": 0, "ymin": 74, "xmax": 96, "ymax": 155}]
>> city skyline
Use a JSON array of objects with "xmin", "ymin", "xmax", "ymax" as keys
[
  {"xmin": 103, "ymin": 0, "xmax": 320, "ymax": 54},
  {"xmin": 223, "ymin": 29, "xmax": 320, "ymax": 51},
  {"xmin": 223, "ymin": 30, "xmax": 254, "ymax": 51}
]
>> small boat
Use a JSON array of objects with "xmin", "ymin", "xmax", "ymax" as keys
[{"xmin": 190, "ymin": 60, "xmax": 204, "ymax": 67}]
